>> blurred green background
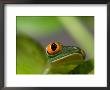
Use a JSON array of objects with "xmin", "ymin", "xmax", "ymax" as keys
[{"xmin": 16, "ymin": 16, "xmax": 94, "ymax": 74}]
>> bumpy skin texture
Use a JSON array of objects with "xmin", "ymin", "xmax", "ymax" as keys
[
  {"xmin": 46, "ymin": 42, "xmax": 86, "ymax": 74},
  {"xmin": 46, "ymin": 43, "xmax": 85, "ymax": 63}
]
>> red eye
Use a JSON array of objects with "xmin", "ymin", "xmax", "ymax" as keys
[{"xmin": 46, "ymin": 42, "xmax": 62, "ymax": 55}]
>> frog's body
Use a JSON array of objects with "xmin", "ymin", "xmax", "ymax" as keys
[
  {"xmin": 45, "ymin": 41, "xmax": 86, "ymax": 74},
  {"xmin": 46, "ymin": 42, "xmax": 85, "ymax": 64}
]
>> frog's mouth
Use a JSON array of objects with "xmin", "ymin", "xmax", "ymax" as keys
[{"xmin": 51, "ymin": 53, "xmax": 84, "ymax": 65}]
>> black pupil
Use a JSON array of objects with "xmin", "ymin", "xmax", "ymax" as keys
[{"xmin": 51, "ymin": 43, "xmax": 57, "ymax": 51}]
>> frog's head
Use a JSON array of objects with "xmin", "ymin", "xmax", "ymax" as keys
[{"xmin": 46, "ymin": 41, "xmax": 86, "ymax": 64}]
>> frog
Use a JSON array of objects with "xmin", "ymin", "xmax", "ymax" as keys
[{"xmin": 45, "ymin": 41, "xmax": 86, "ymax": 74}]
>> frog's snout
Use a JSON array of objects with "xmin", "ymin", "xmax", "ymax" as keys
[{"xmin": 80, "ymin": 49, "xmax": 86, "ymax": 59}]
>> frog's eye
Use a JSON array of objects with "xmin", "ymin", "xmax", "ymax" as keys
[{"xmin": 46, "ymin": 42, "xmax": 62, "ymax": 55}]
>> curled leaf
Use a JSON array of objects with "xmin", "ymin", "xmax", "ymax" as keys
[
  {"xmin": 69, "ymin": 59, "xmax": 94, "ymax": 74},
  {"xmin": 16, "ymin": 34, "xmax": 48, "ymax": 74}
]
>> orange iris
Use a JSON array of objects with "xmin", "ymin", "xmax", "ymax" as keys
[{"xmin": 46, "ymin": 42, "xmax": 62, "ymax": 55}]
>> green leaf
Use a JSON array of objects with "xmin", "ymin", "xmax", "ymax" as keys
[
  {"xmin": 16, "ymin": 34, "xmax": 48, "ymax": 74},
  {"xmin": 76, "ymin": 16, "xmax": 94, "ymax": 30},
  {"xmin": 16, "ymin": 16, "xmax": 62, "ymax": 36},
  {"xmin": 69, "ymin": 59, "xmax": 94, "ymax": 74},
  {"xmin": 58, "ymin": 16, "xmax": 94, "ymax": 58},
  {"xmin": 89, "ymin": 70, "xmax": 94, "ymax": 74}
]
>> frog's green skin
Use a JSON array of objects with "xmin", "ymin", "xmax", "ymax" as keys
[
  {"xmin": 45, "ymin": 42, "xmax": 86, "ymax": 74},
  {"xmin": 46, "ymin": 45, "xmax": 85, "ymax": 63}
]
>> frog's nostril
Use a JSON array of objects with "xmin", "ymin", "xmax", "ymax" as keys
[{"xmin": 51, "ymin": 43, "xmax": 57, "ymax": 51}]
